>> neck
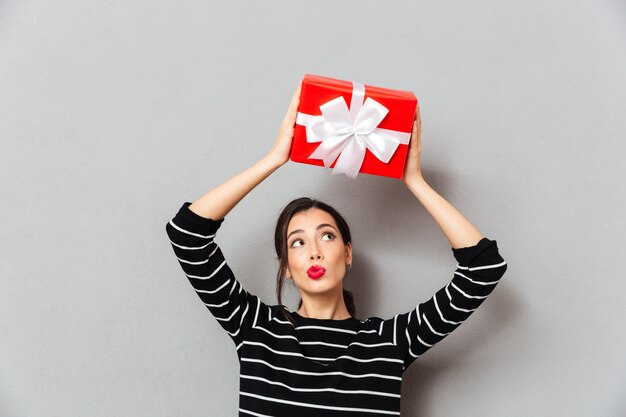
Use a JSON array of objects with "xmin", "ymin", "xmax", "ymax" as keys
[{"xmin": 297, "ymin": 302, "xmax": 351, "ymax": 320}]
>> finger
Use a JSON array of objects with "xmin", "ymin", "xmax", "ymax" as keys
[
  {"xmin": 406, "ymin": 121, "xmax": 415, "ymax": 151},
  {"xmin": 291, "ymin": 85, "xmax": 300, "ymax": 102},
  {"xmin": 283, "ymin": 81, "xmax": 303, "ymax": 125},
  {"xmin": 290, "ymin": 80, "xmax": 302, "ymax": 106},
  {"xmin": 412, "ymin": 121, "xmax": 419, "ymax": 149}
]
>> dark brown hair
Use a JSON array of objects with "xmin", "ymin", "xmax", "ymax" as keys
[{"xmin": 274, "ymin": 197, "xmax": 356, "ymax": 327}]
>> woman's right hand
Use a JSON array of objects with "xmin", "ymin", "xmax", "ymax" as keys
[{"xmin": 266, "ymin": 80, "xmax": 302, "ymax": 167}]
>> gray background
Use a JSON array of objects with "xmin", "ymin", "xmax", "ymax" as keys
[{"xmin": 1, "ymin": 1, "xmax": 625, "ymax": 416}]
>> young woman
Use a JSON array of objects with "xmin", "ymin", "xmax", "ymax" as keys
[{"xmin": 165, "ymin": 81, "xmax": 508, "ymax": 416}]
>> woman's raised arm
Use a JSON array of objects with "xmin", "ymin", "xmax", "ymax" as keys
[
  {"xmin": 164, "ymin": 81, "xmax": 302, "ymax": 352},
  {"xmin": 188, "ymin": 80, "xmax": 302, "ymax": 221},
  {"xmin": 390, "ymin": 103, "xmax": 507, "ymax": 371},
  {"xmin": 401, "ymin": 102, "xmax": 484, "ymax": 249}
]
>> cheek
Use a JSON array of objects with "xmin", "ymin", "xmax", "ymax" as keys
[
  {"xmin": 287, "ymin": 250, "xmax": 305, "ymax": 268},
  {"xmin": 330, "ymin": 243, "xmax": 347, "ymax": 259}
]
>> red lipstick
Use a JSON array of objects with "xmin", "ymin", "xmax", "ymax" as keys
[{"xmin": 307, "ymin": 265, "xmax": 326, "ymax": 279}]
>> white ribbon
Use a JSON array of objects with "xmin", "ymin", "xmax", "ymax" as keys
[{"xmin": 296, "ymin": 81, "xmax": 411, "ymax": 180}]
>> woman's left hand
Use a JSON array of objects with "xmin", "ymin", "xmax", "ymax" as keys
[{"xmin": 401, "ymin": 102, "xmax": 423, "ymax": 186}]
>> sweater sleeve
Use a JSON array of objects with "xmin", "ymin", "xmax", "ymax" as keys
[
  {"xmin": 165, "ymin": 201, "xmax": 263, "ymax": 354},
  {"xmin": 391, "ymin": 237, "xmax": 508, "ymax": 371}
]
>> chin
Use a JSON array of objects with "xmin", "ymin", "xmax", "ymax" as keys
[{"xmin": 307, "ymin": 276, "xmax": 341, "ymax": 289}]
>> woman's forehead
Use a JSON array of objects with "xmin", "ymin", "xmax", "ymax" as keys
[{"xmin": 287, "ymin": 208, "xmax": 337, "ymax": 231}]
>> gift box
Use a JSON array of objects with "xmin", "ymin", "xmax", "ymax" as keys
[{"xmin": 291, "ymin": 74, "xmax": 418, "ymax": 180}]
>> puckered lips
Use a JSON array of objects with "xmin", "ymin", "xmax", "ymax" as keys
[{"xmin": 307, "ymin": 265, "xmax": 326, "ymax": 279}]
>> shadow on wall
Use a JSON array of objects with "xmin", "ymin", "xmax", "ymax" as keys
[{"xmin": 400, "ymin": 286, "xmax": 519, "ymax": 414}]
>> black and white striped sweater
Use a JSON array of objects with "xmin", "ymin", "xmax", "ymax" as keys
[{"xmin": 166, "ymin": 201, "xmax": 508, "ymax": 416}]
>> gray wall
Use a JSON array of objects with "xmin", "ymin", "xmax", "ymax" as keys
[{"xmin": 1, "ymin": 1, "xmax": 625, "ymax": 416}]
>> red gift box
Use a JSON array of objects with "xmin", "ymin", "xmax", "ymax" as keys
[{"xmin": 291, "ymin": 74, "xmax": 417, "ymax": 180}]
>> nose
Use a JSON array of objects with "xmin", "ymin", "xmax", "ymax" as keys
[
  {"xmin": 310, "ymin": 252, "xmax": 322, "ymax": 260},
  {"xmin": 309, "ymin": 244, "xmax": 323, "ymax": 260}
]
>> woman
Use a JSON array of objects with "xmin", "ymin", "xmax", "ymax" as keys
[{"xmin": 165, "ymin": 81, "xmax": 508, "ymax": 416}]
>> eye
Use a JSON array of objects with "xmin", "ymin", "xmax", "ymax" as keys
[
  {"xmin": 322, "ymin": 232, "xmax": 335, "ymax": 240},
  {"xmin": 289, "ymin": 239, "xmax": 303, "ymax": 248}
]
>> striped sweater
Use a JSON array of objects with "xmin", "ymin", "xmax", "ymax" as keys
[{"xmin": 165, "ymin": 201, "xmax": 508, "ymax": 416}]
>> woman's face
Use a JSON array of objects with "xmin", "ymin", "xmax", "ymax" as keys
[{"xmin": 286, "ymin": 208, "xmax": 352, "ymax": 296}]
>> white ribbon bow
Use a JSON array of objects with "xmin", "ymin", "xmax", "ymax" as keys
[{"xmin": 296, "ymin": 81, "xmax": 410, "ymax": 180}]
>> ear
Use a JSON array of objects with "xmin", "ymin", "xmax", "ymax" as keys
[{"xmin": 345, "ymin": 242, "xmax": 352, "ymax": 264}]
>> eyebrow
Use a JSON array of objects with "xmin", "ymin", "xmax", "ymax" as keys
[{"xmin": 287, "ymin": 224, "xmax": 337, "ymax": 240}]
